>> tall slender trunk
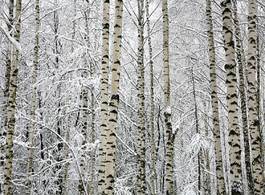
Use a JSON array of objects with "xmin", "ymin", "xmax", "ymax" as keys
[
  {"xmin": 78, "ymin": 86, "xmax": 89, "ymax": 195},
  {"xmin": 205, "ymin": 0, "xmax": 226, "ymax": 194},
  {"xmin": 232, "ymin": 1, "xmax": 254, "ymax": 194},
  {"xmin": 202, "ymin": 101, "xmax": 211, "ymax": 195},
  {"xmin": 256, "ymin": 30, "xmax": 265, "ymax": 181},
  {"xmin": 88, "ymin": 81, "xmax": 96, "ymax": 195},
  {"xmin": 98, "ymin": 0, "xmax": 110, "ymax": 193},
  {"xmin": 78, "ymin": 2, "xmax": 92, "ymax": 194},
  {"xmin": 136, "ymin": 0, "xmax": 146, "ymax": 194},
  {"xmin": 4, "ymin": 0, "xmax": 22, "ymax": 194},
  {"xmin": 53, "ymin": 1, "xmax": 64, "ymax": 193},
  {"xmin": 37, "ymin": 91, "xmax": 48, "ymax": 192},
  {"xmin": 162, "ymin": 0, "xmax": 174, "ymax": 194},
  {"xmin": 221, "ymin": 0, "xmax": 243, "ymax": 194},
  {"xmin": 145, "ymin": 0, "xmax": 157, "ymax": 194},
  {"xmin": 104, "ymin": 0, "xmax": 124, "ymax": 193},
  {"xmin": 246, "ymin": 0, "xmax": 265, "ymax": 194},
  {"xmin": 191, "ymin": 67, "xmax": 201, "ymax": 194},
  {"xmin": 26, "ymin": 0, "xmax": 40, "ymax": 193},
  {"xmin": 0, "ymin": 0, "xmax": 14, "ymax": 193}
]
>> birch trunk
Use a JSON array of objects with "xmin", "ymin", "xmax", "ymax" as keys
[
  {"xmin": 221, "ymin": 0, "xmax": 243, "ymax": 194},
  {"xmin": 26, "ymin": 0, "xmax": 40, "ymax": 193},
  {"xmin": 98, "ymin": 0, "xmax": 110, "ymax": 193},
  {"xmin": 136, "ymin": 0, "xmax": 146, "ymax": 194},
  {"xmin": 53, "ymin": 1, "xmax": 64, "ymax": 192},
  {"xmin": 191, "ymin": 67, "xmax": 201, "ymax": 194},
  {"xmin": 162, "ymin": 0, "xmax": 174, "ymax": 194},
  {"xmin": 104, "ymin": 0, "xmax": 124, "ymax": 193},
  {"xmin": 202, "ymin": 101, "xmax": 211, "ymax": 195},
  {"xmin": 4, "ymin": 0, "xmax": 22, "ymax": 194},
  {"xmin": 146, "ymin": 0, "xmax": 157, "ymax": 194},
  {"xmin": 78, "ymin": 2, "xmax": 92, "ymax": 193},
  {"xmin": 206, "ymin": 0, "xmax": 226, "ymax": 194},
  {"xmin": 0, "ymin": 0, "xmax": 14, "ymax": 193},
  {"xmin": 233, "ymin": 1, "xmax": 254, "ymax": 193},
  {"xmin": 246, "ymin": 0, "xmax": 265, "ymax": 194},
  {"xmin": 256, "ymin": 33, "xmax": 265, "ymax": 182},
  {"xmin": 78, "ymin": 86, "xmax": 89, "ymax": 195},
  {"xmin": 88, "ymin": 83, "xmax": 96, "ymax": 195}
]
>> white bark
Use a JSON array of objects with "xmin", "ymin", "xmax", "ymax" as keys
[
  {"xmin": 4, "ymin": 0, "xmax": 22, "ymax": 194},
  {"xmin": 98, "ymin": 0, "xmax": 110, "ymax": 193},
  {"xmin": 221, "ymin": 0, "xmax": 243, "ymax": 193},
  {"xmin": 246, "ymin": 0, "xmax": 265, "ymax": 194},
  {"xmin": 206, "ymin": 0, "xmax": 226, "ymax": 194},
  {"xmin": 104, "ymin": 0, "xmax": 124, "ymax": 194}
]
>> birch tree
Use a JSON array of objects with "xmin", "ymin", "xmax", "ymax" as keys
[
  {"xmin": 104, "ymin": 0, "xmax": 124, "ymax": 193},
  {"xmin": 162, "ymin": 0, "xmax": 175, "ymax": 194},
  {"xmin": 78, "ymin": 86, "xmax": 89, "ymax": 195},
  {"xmin": 206, "ymin": 0, "xmax": 226, "ymax": 194},
  {"xmin": 246, "ymin": 0, "xmax": 265, "ymax": 194},
  {"xmin": 78, "ymin": 2, "xmax": 92, "ymax": 194},
  {"xmin": 4, "ymin": 0, "xmax": 22, "ymax": 194},
  {"xmin": 202, "ymin": 101, "xmax": 211, "ymax": 195},
  {"xmin": 99, "ymin": 0, "xmax": 110, "ymax": 193},
  {"xmin": 232, "ymin": 1, "xmax": 254, "ymax": 193},
  {"xmin": 26, "ymin": 0, "xmax": 40, "ymax": 193},
  {"xmin": 191, "ymin": 66, "xmax": 201, "ymax": 194},
  {"xmin": 53, "ymin": 1, "xmax": 65, "ymax": 192},
  {"xmin": 221, "ymin": 0, "xmax": 243, "ymax": 194},
  {"xmin": 0, "ymin": 0, "xmax": 14, "ymax": 193},
  {"xmin": 136, "ymin": 0, "xmax": 146, "ymax": 194},
  {"xmin": 146, "ymin": 0, "xmax": 157, "ymax": 193}
]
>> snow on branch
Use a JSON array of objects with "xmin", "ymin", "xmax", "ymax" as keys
[
  {"xmin": 0, "ymin": 23, "xmax": 22, "ymax": 52},
  {"xmin": 186, "ymin": 133, "xmax": 211, "ymax": 158}
]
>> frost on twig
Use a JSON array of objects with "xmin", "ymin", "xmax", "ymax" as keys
[
  {"xmin": 81, "ymin": 139, "xmax": 100, "ymax": 152},
  {"xmin": 115, "ymin": 177, "xmax": 133, "ymax": 195},
  {"xmin": 0, "ymin": 22, "xmax": 22, "ymax": 52},
  {"xmin": 186, "ymin": 133, "xmax": 211, "ymax": 158}
]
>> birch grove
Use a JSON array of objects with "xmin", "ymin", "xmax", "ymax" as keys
[{"xmin": 0, "ymin": 0, "xmax": 264, "ymax": 195}]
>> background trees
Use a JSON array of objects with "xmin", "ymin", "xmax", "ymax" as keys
[{"xmin": 0, "ymin": 0, "xmax": 264, "ymax": 194}]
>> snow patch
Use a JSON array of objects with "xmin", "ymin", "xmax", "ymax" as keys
[
  {"xmin": 173, "ymin": 123, "xmax": 180, "ymax": 135},
  {"xmin": 165, "ymin": 106, "xmax": 171, "ymax": 114}
]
